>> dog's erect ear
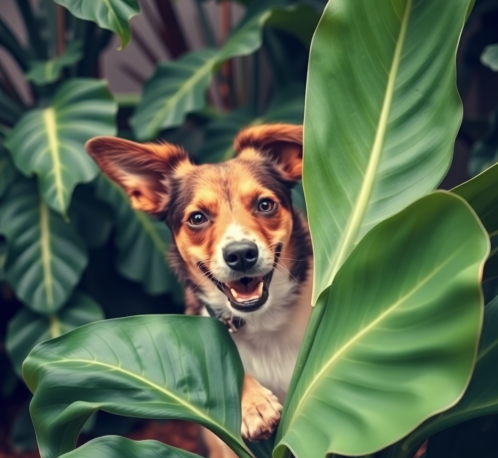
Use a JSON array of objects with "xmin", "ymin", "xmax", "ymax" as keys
[
  {"xmin": 85, "ymin": 137, "xmax": 190, "ymax": 215},
  {"xmin": 234, "ymin": 124, "xmax": 303, "ymax": 182}
]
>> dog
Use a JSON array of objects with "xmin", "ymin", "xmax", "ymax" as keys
[{"xmin": 86, "ymin": 124, "xmax": 313, "ymax": 455}]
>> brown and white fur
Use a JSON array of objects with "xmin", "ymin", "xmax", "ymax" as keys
[{"xmin": 85, "ymin": 124, "xmax": 313, "ymax": 454}]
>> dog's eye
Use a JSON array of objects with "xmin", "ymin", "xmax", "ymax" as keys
[
  {"xmin": 257, "ymin": 198, "xmax": 276, "ymax": 213},
  {"xmin": 188, "ymin": 212, "xmax": 208, "ymax": 226}
]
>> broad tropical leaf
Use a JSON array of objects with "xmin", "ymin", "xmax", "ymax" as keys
[
  {"xmin": 276, "ymin": 192, "xmax": 489, "ymax": 458},
  {"xmin": 0, "ymin": 180, "xmax": 87, "ymax": 314},
  {"xmin": 0, "ymin": 144, "xmax": 16, "ymax": 199},
  {"xmin": 131, "ymin": 4, "xmax": 308, "ymax": 140},
  {"xmin": 53, "ymin": 0, "xmax": 140, "ymax": 49},
  {"xmin": 26, "ymin": 42, "xmax": 83, "ymax": 85},
  {"xmin": 5, "ymin": 79, "xmax": 117, "ymax": 215},
  {"xmin": 6, "ymin": 292, "xmax": 103, "ymax": 377},
  {"xmin": 469, "ymin": 112, "xmax": 498, "ymax": 176},
  {"xmin": 24, "ymin": 316, "xmax": 251, "ymax": 458},
  {"xmin": 383, "ymin": 295, "xmax": 498, "ymax": 458},
  {"xmin": 481, "ymin": 44, "xmax": 498, "ymax": 71},
  {"xmin": 304, "ymin": 0, "xmax": 472, "ymax": 305},
  {"xmin": 94, "ymin": 176, "xmax": 175, "ymax": 295},
  {"xmin": 59, "ymin": 436, "xmax": 201, "ymax": 458}
]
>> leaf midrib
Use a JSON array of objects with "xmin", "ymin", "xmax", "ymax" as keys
[
  {"xmin": 39, "ymin": 358, "xmax": 248, "ymax": 454},
  {"xmin": 39, "ymin": 200, "xmax": 54, "ymax": 309},
  {"xmin": 315, "ymin": 0, "xmax": 413, "ymax": 303},
  {"xmin": 43, "ymin": 107, "xmax": 65, "ymax": 212},
  {"xmin": 292, "ymin": 244, "xmax": 465, "ymax": 422}
]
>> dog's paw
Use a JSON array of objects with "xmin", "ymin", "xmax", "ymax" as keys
[{"xmin": 241, "ymin": 384, "xmax": 282, "ymax": 441}]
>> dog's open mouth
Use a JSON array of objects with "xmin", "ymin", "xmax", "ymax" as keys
[
  {"xmin": 199, "ymin": 245, "xmax": 281, "ymax": 313},
  {"xmin": 224, "ymin": 275, "xmax": 271, "ymax": 312}
]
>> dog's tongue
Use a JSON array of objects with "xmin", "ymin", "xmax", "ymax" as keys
[{"xmin": 228, "ymin": 278, "xmax": 263, "ymax": 302}]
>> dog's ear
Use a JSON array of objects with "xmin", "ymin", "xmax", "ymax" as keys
[
  {"xmin": 234, "ymin": 124, "xmax": 303, "ymax": 182},
  {"xmin": 85, "ymin": 136, "xmax": 190, "ymax": 215}
]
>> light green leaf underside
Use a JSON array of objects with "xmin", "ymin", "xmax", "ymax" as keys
[
  {"xmin": 94, "ymin": 176, "xmax": 175, "ymax": 295},
  {"xmin": 5, "ymin": 79, "xmax": 117, "ymax": 215},
  {"xmin": 304, "ymin": 0, "xmax": 471, "ymax": 305},
  {"xmin": 0, "ymin": 179, "xmax": 87, "ymax": 314},
  {"xmin": 24, "ymin": 316, "xmax": 250, "ymax": 458},
  {"xmin": 386, "ymin": 295, "xmax": 498, "ymax": 458},
  {"xmin": 53, "ymin": 0, "xmax": 140, "ymax": 49},
  {"xmin": 59, "ymin": 436, "xmax": 202, "ymax": 458},
  {"xmin": 276, "ymin": 192, "xmax": 489, "ymax": 458},
  {"xmin": 26, "ymin": 42, "xmax": 83, "ymax": 85},
  {"xmin": 131, "ymin": 4, "xmax": 308, "ymax": 140},
  {"xmin": 481, "ymin": 44, "xmax": 498, "ymax": 71},
  {"xmin": 6, "ymin": 291, "xmax": 103, "ymax": 377}
]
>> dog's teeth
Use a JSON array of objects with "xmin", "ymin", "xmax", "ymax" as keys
[
  {"xmin": 257, "ymin": 282, "xmax": 263, "ymax": 297},
  {"xmin": 231, "ymin": 288, "xmax": 239, "ymax": 300}
]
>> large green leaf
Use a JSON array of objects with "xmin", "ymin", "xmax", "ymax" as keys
[
  {"xmin": 53, "ymin": 0, "xmax": 140, "ymax": 49},
  {"xmin": 6, "ymin": 292, "xmax": 103, "ymax": 378},
  {"xmin": 59, "ymin": 436, "xmax": 201, "ymax": 458},
  {"xmin": 304, "ymin": 0, "xmax": 471, "ymax": 305},
  {"xmin": 383, "ymin": 295, "xmax": 498, "ymax": 458},
  {"xmin": 130, "ymin": 4, "xmax": 307, "ymax": 140},
  {"xmin": 24, "ymin": 316, "xmax": 251, "ymax": 458},
  {"xmin": 5, "ymin": 79, "xmax": 117, "ymax": 215},
  {"xmin": 26, "ymin": 42, "xmax": 83, "ymax": 85},
  {"xmin": 94, "ymin": 176, "xmax": 175, "ymax": 295},
  {"xmin": 276, "ymin": 192, "xmax": 489, "ymax": 458},
  {"xmin": 0, "ymin": 180, "xmax": 87, "ymax": 314}
]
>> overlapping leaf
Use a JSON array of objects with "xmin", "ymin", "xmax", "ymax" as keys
[
  {"xmin": 383, "ymin": 295, "xmax": 498, "ymax": 458},
  {"xmin": 94, "ymin": 176, "xmax": 175, "ymax": 295},
  {"xmin": 304, "ymin": 0, "xmax": 472, "ymax": 305},
  {"xmin": 131, "ymin": 4, "xmax": 309, "ymax": 140},
  {"xmin": 26, "ymin": 42, "xmax": 83, "ymax": 85},
  {"xmin": 0, "ymin": 180, "xmax": 87, "ymax": 314},
  {"xmin": 452, "ymin": 162, "xmax": 498, "ymax": 281},
  {"xmin": 24, "ymin": 316, "xmax": 251, "ymax": 458},
  {"xmin": 0, "ymin": 144, "xmax": 16, "ymax": 199},
  {"xmin": 6, "ymin": 292, "xmax": 103, "ymax": 377},
  {"xmin": 53, "ymin": 0, "xmax": 140, "ymax": 49},
  {"xmin": 5, "ymin": 79, "xmax": 117, "ymax": 215},
  {"xmin": 481, "ymin": 44, "xmax": 498, "ymax": 71},
  {"xmin": 276, "ymin": 192, "xmax": 489, "ymax": 458},
  {"xmin": 59, "ymin": 436, "xmax": 201, "ymax": 458}
]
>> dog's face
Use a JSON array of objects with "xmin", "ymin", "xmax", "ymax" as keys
[{"xmin": 86, "ymin": 124, "xmax": 303, "ymax": 315}]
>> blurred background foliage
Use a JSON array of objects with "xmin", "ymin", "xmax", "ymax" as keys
[{"xmin": 0, "ymin": 0, "xmax": 497, "ymax": 456}]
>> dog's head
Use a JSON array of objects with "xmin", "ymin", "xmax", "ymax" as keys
[{"xmin": 86, "ymin": 124, "xmax": 305, "ymax": 316}]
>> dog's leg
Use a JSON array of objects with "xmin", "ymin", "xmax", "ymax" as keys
[{"xmin": 241, "ymin": 374, "xmax": 283, "ymax": 441}]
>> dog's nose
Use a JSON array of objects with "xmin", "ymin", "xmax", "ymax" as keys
[{"xmin": 223, "ymin": 240, "xmax": 259, "ymax": 272}]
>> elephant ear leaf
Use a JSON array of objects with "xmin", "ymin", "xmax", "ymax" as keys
[
  {"xmin": 58, "ymin": 436, "xmax": 201, "ymax": 458},
  {"xmin": 53, "ymin": 0, "xmax": 140, "ymax": 49},
  {"xmin": 24, "ymin": 316, "xmax": 252, "ymax": 458},
  {"xmin": 276, "ymin": 192, "xmax": 489, "ymax": 458},
  {"xmin": 5, "ymin": 79, "xmax": 117, "ymax": 215},
  {"xmin": 0, "ymin": 179, "xmax": 87, "ymax": 315}
]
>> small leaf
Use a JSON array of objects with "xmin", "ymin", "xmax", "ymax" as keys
[
  {"xmin": 24, "ymin": 316, "xmax": 251, "ymax": 458},
  {"xmin": 6, "ymin": 291, "xmax": 103, "ymax": 378},
  {"xmin": 0, "ymin": 179, "xmax": 87, "ymax": 314},
  {"xmin": 481, "ymin": 44, "xmax": 498, "ymax": 71},
  {"xmin": 26, "ymin": 42, "xmax": 83, "ymax": 85},
  {"xmin": 94, "ymin": 176, "xmax": 175, "ymax": 295},
  {"xmin": 5, "ymin": 79, "xmax": 117, "ymax": 215},
  {"xmin": 53, "ymin": 0, "xmax": 140, "ymax": 49},
  {"xmin": 59, "ymin": 436, "xmax": 201, "ymax": 458},
  {"xmin": 276, "ymin": 192, "xmax": 489, "ymax": 458}
]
